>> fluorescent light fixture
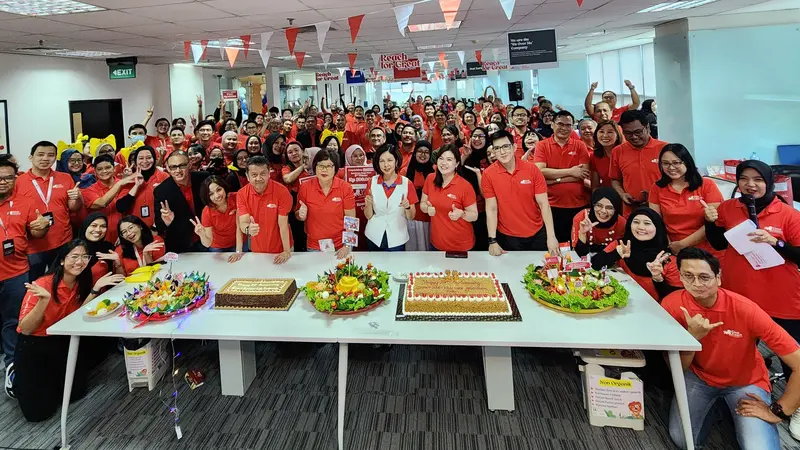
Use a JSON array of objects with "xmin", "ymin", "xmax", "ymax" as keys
[
  {"xmin": 276, "ymin": 55, "xmax": 309, "ymax": 60},
  {"xmin": 0, "ymin": 0, "xmax": 105, "ymax": 16},
  {"xmin": 637, "ymin": 0, "xmax": 717, "ymax": 13},
  {"xmin": 564, "ymin": 31, "xmax": 606, "ymax": 39},
  {"xmin": 408, "ymin": 21, "xmax": 461, "ymax": 32},
  {"xmin": 14, "ymin": 46, "xmax": 121, "ymax": 57},
  {"xmin": 416, "ymin": 43, "xmax": 452, "ymax": 50}
]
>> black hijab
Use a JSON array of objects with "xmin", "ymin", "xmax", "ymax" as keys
[
  {"xmin": 405, "ymin": 140, "xmax": 435, "ymax": 192},
  {"xmin": 79, "ymin": 212, "xmax": 115, "ymax": 272},
  {"xmin": 263, "ymin": 133, "xmax": 285, "ymax": 165},
  {"xmin": 736, "ymin": 160, "xmax": 776, "ymax": 213},
  {"xmin": 589, "ymin": 187, "xmax": 622, "ymax": 229},
  {"xmin": 132, "ymin": 146, "xmax": 157, "ymax": 181},
  {"xmin": 622, "ymin": 207, "xmax": 669, "ymax": 277}
]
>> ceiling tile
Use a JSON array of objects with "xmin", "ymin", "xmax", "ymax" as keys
[
  {"xmin": 201, "ymin": 0, "xmax": 310, "ymax": 15},
  {"xmin": 247, "ymin": 11, "xmax": 328, "ymax": 28},
  {"xmin": 47, "ymin": 10, "xmax": 159, "ymax": 27},
  {"xmin": 86, "ymin": 0, "xmax": 193, "ymax": 7},
  {"xmin": 301, "ymin": 0, "xmax": 390, "ymax": 7},
  {"xmin": 0, "ymin": 18, "xmax": 92, "ymax": 33},
  {"xmin": 121, "ymin": 3, "xmax": 233, "ymax": 21},
  {"xmin": 108, "ymin": 24, "xmax": 199, "ymax": 38},
  {"xmin": 176, "ymin": 17, "xmax": 264, "ymax": 33},
  {"xmin": 45, "ymin": 29, "xmax": 143, "ymax": 41}
]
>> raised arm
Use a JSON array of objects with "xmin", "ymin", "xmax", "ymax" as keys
[
  {"xmin": 624, "ymin": 80, "xmax": 640, "ymax": 111},
  {"xmin": 584, "ymin": 82, "xmax": 598, "ymax": 117}
]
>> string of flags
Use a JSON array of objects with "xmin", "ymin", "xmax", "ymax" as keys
[{"xmin": 184, "ymin": 0, "xmax": 585, "ymax": 69}]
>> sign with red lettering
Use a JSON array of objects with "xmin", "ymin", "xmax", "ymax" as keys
[
  {"xmin": 380, "ymin": 53, "xmax": 408, "ymax": 70},
  {"xmin": 393, "ymin": 58, "xmax": 421, "ymax": 80},
  {"xmin": 345, "ymin": 166, "xmax": 376, "ymax": 208},
  {"xmin": 315, "ymin": 72, "xmax": 339, "ymax": 82},
  {"xmin": 221, "ymin": 89, "xmax": 238, "ymax": 100}
]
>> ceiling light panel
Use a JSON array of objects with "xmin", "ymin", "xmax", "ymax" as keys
[
  {"xmin": 0, "ymin": 0, "xmax": 105, "ymax": 16},
  {"xmin": 408, "ymin": 21, "xmax": 461, "ymax": 32},
  {"xmin": 416, "ymin": 43, "xmax": 452, "ymax": 50},
  {"xmin": 637, "ymin": 0, "xmax": 717, "ymax": 13}
]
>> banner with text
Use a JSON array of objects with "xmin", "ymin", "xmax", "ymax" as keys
[
  {"xmin": 380, "ymin": 53, "xmax": 409, "ymax": 70},
  {"xmin": 466, "ymin": 61, "xmax": 487, "ymax": 77},
  {"xmin": 393, "ymin": 58, "xmax": 421, "ymax": 80},
  {"xmin": 507, "ymin": 29, "xmax": 558, "ymax": 68},
  {"xmin": 315, "ymin": 71, "xmax": 340, "ymax": 82},
  {"xmin": 345, "ymin": 166, "xmax": 376, "ymax": 208}
]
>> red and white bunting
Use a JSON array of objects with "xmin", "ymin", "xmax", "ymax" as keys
[{"xmin": 348, "ymin": 15, "xmax": 364, "ymax": 44}]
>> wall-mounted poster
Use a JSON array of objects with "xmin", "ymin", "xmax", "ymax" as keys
[{"xmin": 0, "ymin": 100, "xmax": 7, "ymax": 155}]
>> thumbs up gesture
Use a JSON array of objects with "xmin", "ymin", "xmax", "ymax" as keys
[
  {"xmin": 448, "ymin": 204, "xmax": 464, "ymax": 221},
  {"xmin": 247, "ymin": 216, "xmax": 260, "ymax": 236},
  {"xmin": 700, "ymin": 199, "xmax": 718, "ymax": 223},
  {"xmin": 425, "ymin": 200, "xmax": 436, "ymax": 217},
  {"xmin": 297, "ymin": 201, "xmax": 308, "ymax": 221},
  {"xmin": 160, "ymin": 200, "xmax": 174, "ymax": 226},
  {"xmin": 67, "ymin": 182, "xmax": 81, "ymax": 200},
  {"xmin": 29, "ymin": 209, "xmax": 50, "ymax": 231},
  {"xmin": 399, "ymin": 193, "xmax": 410, "ymax": 210}
]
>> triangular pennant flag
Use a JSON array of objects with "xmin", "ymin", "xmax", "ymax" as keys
[
  {"xmin": 240, "ymin": 35, "xmax": 251, "ymax": 58},
  {"xmin": 577, "ymin": 0, "xmax": 584, "ymax": 6},
  {"xmin": 294, "ymin": 51, "xmax": 306, "ymax": 69},
  {"xmin": 348, "ymin": 15, "xmax": 364, "ymax": 44},
  {"xmin": 183, "ymin": 41, "xmax": 191, "ymax": 60},
  {"xmin": 439, "ymin": 0, "xmax": 461, "ymax": 30},
  {"xmin": 415, "ymin": 52, "xmax": 425, "ymax": 63},
  {"xmin": 475, "ymin": 50, "xmax": 482, "ymax": 64},
  {"xmin": 492, "ymin": 47, "xmax": 500, "ymax": 62},
  {"xmin": 371, "ymin": 54, "xmax": 381, "ymax": 69},
  {"xmin": 351, "ymin": 68, "xmax": 357, "ymax": 77},
  {"xmin": 315, "ymin": 21, "xmax": 330, "ymax": 51},
  {"xmin": 499, "ymin": 0, "xmax": 515, "ymax": 20},
  {"xmin": 258, "ymin": 49, "xmax": 271, "ymax": 68},
  {"xmin": 348, "ymin": 53, "xmax": 358, "ymax": 69},
  {"xmin": 200, "ymin": 39, "xmax": 208, "ymax": 60},
  {"xmin": 260, "ymin": 32, "xmax": 273, "ymax": 52},
  {"xmin": 285, "ymin": 27, "xmax": 299, "ymax": 54},
  {"xmin": 393, "ymin": 4, "xmax": 414, "ymax": 37},
  {"xmin": 191, "ymin": 43, "xmax": 203, "ymax": 64},
  {"xmin": 438, "ymin": 52, "xmax": 448, "ymax": 69},
  {"xmin": 320, "ymin": 52, "xmax": 331, "ymax": 69},
  {"xmin": 338, "ymin": 67, "xmax": 346, "ymax": 77},
  {"xmin": 225, "ymin": 47, "xmax": 240, "ymax": 67},
  {"xmin": 457, "ymin": 51, "xmax": 465, "ymax": 66},
  {"xmin": 427, "ymin": 61, "xmax": 436, "ymax": 71}
]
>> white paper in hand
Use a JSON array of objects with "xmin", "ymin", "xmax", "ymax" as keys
[
  {"xmin": 723, "ymin": 219, "xmax": 784, "ymax": 270},
  {"xmin": 723, "ymin": 220, "xmax": 760, "ymax": 254}
]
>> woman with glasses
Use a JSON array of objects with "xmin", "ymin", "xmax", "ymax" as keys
[
  {"xmin": 224, "ymin": 149, "xmax": 250, "ymax": 193},
  {"xmin": 590, "ymin": 206, "xmax": 681, "ymax": 301},
  {"xmin": 296, "ymin": 149, "xmax": 355, "ymax": 259},
  {"xmin": 364, "ymin": 145, "xmax": 417, "ymax": 251},
  {"xmin": 82, "ymin": 155, "xmax": 136, "ymax": 244},
  {"xmin": 572, "ymin": 187, "xmax": 626, "ymax": 256},
  {"xmin": 649, "ymin": 144, "xmax": 724, "ymax": 257},
  {"xmin": 536, "ymin": 110, "xmax": 554, "ymax": 138},
  {"xmin": 115, "ymin": 215, "xmax": 166, "ymax": 276},
  {"xmin": 420, "ymin": 144, "xmax": 478, "ymax": 252},
  {"xmin": 461, "ymin": 127, "xmax": 491, "ymax": 251},
  {"xmin": 405, "ymin": 141, "xmax": 435, "ymax": 251},
  {"xmin": 590, "ymin": 120, "xmax": 623, "ymax": 190},
  {"xmin": 191, "ymin": 176, "xmax": 243, "ymax": 262},
  {"xmin": 14, "ymin": 240, "xmax": 123, "ymax": 420}
]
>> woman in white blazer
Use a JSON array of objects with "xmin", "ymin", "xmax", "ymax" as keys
[{"xmin": 364, "ymin": 144, "xmax": 419, "ymax": 251}]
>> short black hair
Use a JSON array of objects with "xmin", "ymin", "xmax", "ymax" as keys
[
  {"xmin": 655, "ymin": 143, "xmax": 703, "ymax": 191},
  {"xmin": 31, "ymin": 140, "xmax": 57, "ymax": 156},
  {"xmin": 390, "ymin": 105, "xmax": 400, "ymax": 112},
  {"xmin": 155, "ymin": 117, "xmax": 170, "ymax": 127},
  {"xmin": 365, "ymin": 109, "xmax": 376, "ymax": 116},
  {"xmin": 269, "ymin": 107, "xmax": 280, "ymax": 114},
  {"xmin": 169, "ymin": 127, "xmax": 184, "ymax": 135},
  {"xmin": 312, "ymin": 148, "xmax": 340, "ymax": 172},
  {"xmin": 354, "ymin": 105, "xmax": 364, "ymax": 112},
  {"xmin": 188, "ymin": 144, "xmax": 206, "ymax": 160},
  {"xmin": 128, "ymin": 123, "xmax": 146, "ymax": 134},
  {"xmin": 511, "ymin": 105, "xmax": 529, "ymax": 117},
  {"xmin": 490, "ymin": 129, "xmax": 514, "ymax": 147},
  {"xmin": 0, "ymin": 158, "xmax": 18, "ymax": 173},
  {"xmin": 200, "ymin": 175, "xmax": 230, "ymax": 207},
  {"xmin": 676, "ymin": 247, "xmax": 720, "ymax": 275},
  {"xmin": 618, "ymin": 110, "xmax": 649, "ymax": 127},
  {"xmin": 172, "ymin": 117, "xmax": 186, "ymax": 126},
  {"xmin": 195, "ymin": 119, "xmax": 216, "ymax": 131},
  {"xmin": 281, "ymin": 108, "xmax": 293, "ymax": 116},
  {"xmin": 92, "ymin": 154, "xmax": 115, "ymax": 168},
  {"xmin": 245, "ymin": 119, "xmax": 258, "ymax": 127},
  {"xmin": 372, "ymin": 144, "xmax": 401, "ymax": 175},
  {"xmin": 246, "ymin": 155, "xmax": 269, "ymax": 171},
  {"xmin": 554, "ymin": 110, "xmax": 575, "ymax": 123}
]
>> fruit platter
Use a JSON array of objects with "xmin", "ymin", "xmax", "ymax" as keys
[
  {"xmin": 523, "ymin": 254, "xmax": 628, "ymax": 314},
  {"xmin": 123, "ymin": 271, "xmax": 210, "ymax": 326},
  {"xmin": 303, "ymin": 257, "xmax": 391, "ymax": 314},
  {"xmin": 84, "ymin": 298, "xmax": 121, "ymax": 318}
]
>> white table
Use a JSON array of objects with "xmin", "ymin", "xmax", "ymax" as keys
[{"xmin": 48, "ymin": 251, "xmax": 701, "ymax": 450}]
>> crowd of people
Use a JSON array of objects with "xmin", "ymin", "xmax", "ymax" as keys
[{"xmin": 0, "ymin": 82, "xmax": 799, "ymax": 450}]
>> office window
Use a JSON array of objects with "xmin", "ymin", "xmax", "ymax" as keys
[{"xmin": 586, "ymin": 44, "xmax": 656, "ymax": 106}]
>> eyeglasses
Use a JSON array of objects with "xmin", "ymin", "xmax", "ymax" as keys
[
  {"xmin": 512, "ymin": 113, "xmax": 528, "ymax": 118},
  {"xmin": 494, "ymin": 144, "xmax": 515, "ymax": 154},
  {"xmin": 66, "ymin": 254, "xmax": 91, "ymax": 263},
  {"xmin": 472, "ymin": 134, "xmax": 486, "ymax": 139},
  {"xmin": 168, "ymin": 163, "xmax": 189, "ymax": 171},
  {"xmin": 0, "ymin": 175, "xmax": 15, "ymax": 183},
  {"xmin": 622, "ymin": 127, "xmax": 647, "ymax": 138},
  {"xmin": 593, "ymin": 204, "xmax": 615, "ymax": 212},
  {"xmin": 417, "ymin": 149, "xmax": 431, "ymax": 155},
  {"xmin": 680, "ymin": 273, "xmax": 716, "ymax": 285},
  {"xmin": 316, "ymin": 164, "xmax": 336, "ymax": 171},
  {"xmin": 68, "ymin": 158, "xmax": 83, "ymax": 164},
  {"xmin": 120, "ymin": 225, "xmax": 138, "ymax": 236},
  {"xmin": 661, "ymin": 161, "xmax": 685, "ymax": 169}
]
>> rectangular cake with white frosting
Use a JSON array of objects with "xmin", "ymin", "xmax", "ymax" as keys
[{"xmin": 403, "ymin": 270, "xmax": 511, "ymax": 316}]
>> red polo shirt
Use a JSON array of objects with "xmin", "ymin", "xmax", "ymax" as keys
[
  {"xmin": 590, "ymin": 152, "xmax": 612, "ymax": 188},
  {"xmin": 178, "ymin": 182, "xmax": 195, "ymax": 215},
  {"xmin": 237, "ymin": 181, "xmax": 293, "ymax": 253},
  {"xmin": 281, "ymin": 165, "xmax": 311, "ymax": 193},
  {"xmin": 115, "ymin": 235, "xmax": 166, "ymax": 276},
  {"xmin": 397, "ymin": 144, "xmax": 415, "ymax": 176},
  {"xmin": 715, "ymin": 197, "xmax": 800, "ymax": 319},
  {"xmin": 662, "ymin": 288, "xmax": 799, "ymax": 393},
  {"xmin": 534, "ymin": 136, "xmax": 590, "ymax": 208},
  {"xmin": 0, "ymin": 193, "xmax": 36, "ymax": 281},
  {"xmin": 481, "ymin": 158, "xmax": 548, "ymax": 238},
  {"xmin": 201, "ymin": 193, "xmax": 238, "ymax": 249},
  {"xmin": 611, "ymin": 105, "xmax": 629, "ymax": 123},
  {"xmin": 82, "ymin": 180, "xmax": 122, "ymax": 244},
  {"xmin": 430, "ymin": 124, "xmax": 444, "ymax": 150},
  {"xmin": 411, "ymin": 172, "xmax": 431, "ymax": 223},
  {"xmin": 117, "ymin": 170, "xmax": 169, "ymax": 229},
  {"xmin": 411, "ymin": 103, "xmax": 425, "ymax": 117},
  {"xmin": 15, "ymin": 170, "xmax": 75, "ymax": 254},
  {"xmin": 17, "ymin": 275, "xmax": 80, "ymax": 337},
  {"xmin": 422, "ymin": 173, "xmax": 476, "ymax": 251},
  {"xmin": 509, "ymin": 127, "xmax": 526, "ymax": 160},
  {"xmin": 609, "ymin": 137, "xmax": 667, "ymax": 211},
  {"xmin": 649, "ymin": 178, "xmax": 724, "ymax": 256},
  {"xmin": 297, "ymin": 177, "xmax": 356, "ymax": 250}
]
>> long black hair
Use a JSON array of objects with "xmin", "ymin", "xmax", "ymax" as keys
[
  {"xmin": 45, "ymin": 239, "xmax": 93, "ymax": 305},
  {"xmin": 433, "ymin": 144, "xmax": 463, "ymax": 188},
  {"xmin": 593, "ymin": 120, "xmax": 622, "ymax": 158},
  {"xmin": 462, "ymin": 126, "xmax": 489, "ymax": 196},
  {"xmin": 117, "ymin": 215, "xmax": 154, "ymax": 260},
  {"xmin": 443, "ymin": 124, "xmax": 463, "ymax": 149},
  {"xmin": 655, "ymin": 143, "xmax": 703, "ymax": 190},
  {"xmin": 80, "ymin": 212, "xmax": 115, "ymax": 273}
]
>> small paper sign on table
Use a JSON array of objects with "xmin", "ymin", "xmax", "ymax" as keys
[
  {"xmin": 164, "ymin": 252, "xmax": 179, "ymax": 274},
  {"xmin": 343, "ymin": 231, "xmax": 358, "ymax": 247},
  {"xmin": 344, "ymin": 216, "xmax": 360, "ymax": 232}
]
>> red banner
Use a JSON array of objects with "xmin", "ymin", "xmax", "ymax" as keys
[{"xmin": 393, "ymin": 58, "xmax": 421, "ymax": 80}]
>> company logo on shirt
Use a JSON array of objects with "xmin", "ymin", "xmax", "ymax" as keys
[
  {"xmin": 688, "ymin": 195, "xmax": 702, "ymax": 201},
  {"xmin": 764, "ymin": 226, "xmax": 784, "ymax": 238},
  {"xmin": 568, "ymin": 152, "xmax": 576, "ymax": 156},
  {"xmin": 520, "ymin": 179, "xmax": 532, "ymax": 185},
  {"xmin": 447, "ymin": 193, "xmax": 458, "ymax": 200},
  {"xmin": 332, "ymin": 197, "xmax": 342, "ymax": 203},
  {"xmin": 8, "ymin": 210, "xmax": 20, "ymax": 216},
  {"xmin": 723, "ymin": 329, "xmax": 743, "ymax": 338},
  {"xmin": 266, "ymin": 203, "xmax": 277, "ymax": 208},
  {"xmin": 53, "ymin": 184, "xmax": 64, "ymax": 189},
  {"xmin": 650, "ymin": 159, "xmax": 658, "ymax": 164}
]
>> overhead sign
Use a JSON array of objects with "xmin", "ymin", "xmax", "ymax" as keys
[
  {"xmin": 316, "ymin": 72, "xmax": 340, "ymax": 82},
  {"xmin": 221, "ymin": 89, "xmax": 238, "ymax": 100},
  {"xmin": 507, "ymin": 29, "xmax": 558, "ymax": 67},
  {"xmin": 380, "ymin": 53, "xmax": 409, "ymax": 70},
  {"xmin": 109, "ymin": 63, "xmax": 135, "ymax": 80},
  {"xmin": 345, "ymin": 70, "xmax": 366, "ymax": 85},
  {"xmin": 466, "ymin": 62, "xmax": 487, "ymax": 77},
  {"xmin": 393, "ymin": 58, "xmax": 420, "ymax": 80}
]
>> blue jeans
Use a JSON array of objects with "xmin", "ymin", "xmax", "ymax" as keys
[
  {"xmin": 209, "ymin": 246, "xmax": 236, "ymax": 253},
  {"xmin": 0, "ymin": 272, "xmax": 28, "ymax": 365},
  {"xmin": 669, "ymin": 370, "xmax": 780, "ymax": 450}
]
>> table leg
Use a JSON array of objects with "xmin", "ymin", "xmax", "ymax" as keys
[
  {"xmin": 59, "ymin": 335, "xmax": 80, "ymax": 450},
  {"xmin": 668, "ymin": 350, "xmax": 695, "ymax": 450},
  {"xmin": 482, "ymin": 346, "xmax": 515, "ymax": 411},
  {"xmin": 338, "ymin": 343, "xmax": 348, "ymax": 450},
  {"xmin": 218, "ymin": 340, "xmax": 256, "ymax": 396}
]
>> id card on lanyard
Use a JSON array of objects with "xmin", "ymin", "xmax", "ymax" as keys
[
  {"xmin": 31, "ymin": 177, "xmax": 55, "ymax": 226},
  {"xmin": 0, "ymin": 201, "xmax": 13, "ymax": 256}
]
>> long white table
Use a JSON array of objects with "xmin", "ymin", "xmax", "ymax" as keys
[{"xmin": 48, "ymin": 251, "xmax": 701, "ymax": 450}]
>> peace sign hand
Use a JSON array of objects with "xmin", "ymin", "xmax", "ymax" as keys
[
  {"xmin": 646, "ymin": 250, "xmax": 670, "ymax": 280},
  {"xmin": 616, "ymin": 240, "xmax": 632, "ymax": 259},
  {"xmin": 24, "ymin": 282, "xmax": 51, "ymax": 303},
  {"xmin": 188, "ymin": 216, "xmax": 204, "ymax": 237},
  {"xmin": 680, "ymin": 306, "xmax": 723, "ymax": 340},
  {"xmin": 160, "ymin": 200, "xmax": 174, "ymax": 226}
]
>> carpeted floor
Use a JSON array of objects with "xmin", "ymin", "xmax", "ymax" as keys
[{"xmin": 0, "ymin": 341, "xmax": 797, "ymax": 450}]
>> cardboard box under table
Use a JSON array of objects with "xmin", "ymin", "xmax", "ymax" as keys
[
  {"xmin": 575, "ymin": 349, "xmax": 646, "ymax": 430},
  {"xmin": 124, "ymin": 338, "xmax": 169, "ymax": 391}
]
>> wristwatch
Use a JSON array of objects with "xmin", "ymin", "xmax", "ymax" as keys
[
  {"xmin": 488, "ymin": 237, "xmax": 497, "ymax": 245},
  {"xmin": 770, "ymin": 401, "xmax": 791, "ymax": 421},
  {"xmin": 776, "ymin": 239, "xmax": 786, "ymax": 249},
  {"xmin": 90, "ymin": 288, "xmax": 102, "ymax": 296}
]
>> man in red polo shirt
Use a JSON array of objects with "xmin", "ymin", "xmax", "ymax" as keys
[
  {"xmin": 508, "ymin": 106, "xmax": 531, "ymax": 159},
  {"xmin": 17, "ymin": 141, "xmax": 83, "ymax": 280},
  {"xmin": 385, "ymin": 105, "xmax": 407, "ymax": 132},
  {"xmin": 237, "ymin": 155, "xmax": 293, "ymax": 264},
  {"xmin": 534, "ymin": 110, "xmax": 591, "ymax": 243},
  {"xmin": 482, "ymin": 130, "xmax": 559, "ymax": 256},
  {"xmin": 584, "ymin": 80, "xmax": 641, "ymax": 123},
  {"xmin": 610, "ymin": 110, "xmax": 668, "ymax": 215},
  {"xmin": 662, "ymin": 248, "xmax": 800, "ymax": 450},
  {"xmin": 0, "ymin": 158, "xmax": 47, "ymax": 395}
]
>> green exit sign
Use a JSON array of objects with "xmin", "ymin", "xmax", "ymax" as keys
[{"xmin": 109, "ymin": 64, "xmax": 136, "ymax": 80}]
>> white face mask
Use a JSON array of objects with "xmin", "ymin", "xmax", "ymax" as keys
[{"xmin": 130, "ymin": 135, "xmax": 145, "ymax": 143}]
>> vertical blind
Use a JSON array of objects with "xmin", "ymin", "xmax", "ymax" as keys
[{"xmin": 586, "ymin": 43, "xmax": 656, "ymax": 101}]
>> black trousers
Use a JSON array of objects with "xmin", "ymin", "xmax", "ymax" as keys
[
  {"xmin": 472, "ymin": 211, "xmax": 488, "ymax": 252},
  {"xmin": 289, "ymin": 191, "xmax": 307, "ymax": 252},
  {"xmin": 14, "ymin": 334, "xmax": 88, "ymax": 422},
  {"xmin": 772, "ymin": 317, "xmax": 800, "ymax": 377},
  {"xmin": 497, "ymin": 227, "xmax": 547, "ymax": 251},
  {"xmin": 550, "ymin": 205, "xmax": 588, "ymax": 244}
]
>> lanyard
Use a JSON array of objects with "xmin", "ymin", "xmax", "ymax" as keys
[
  {"xmin": 31, "ymin": 177, "xmax": 53, "ymax": 208},
  {"xmin": 0, "ymin": 200, "xmax": 10, "ymax": 238},
  {"xmin": 134, "ymin": 246, "xmax": 144, "ymax": 268}
]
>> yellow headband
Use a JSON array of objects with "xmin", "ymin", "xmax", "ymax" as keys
[
  {"xmin": 89, "ymin": 135, "xmax": 117, "ymax": 157},
  {"xmin": 56, "ymin": 133, "xmax": 91, "ymax": 159},
  {"xmin": 119, "ymin": 141, "xmax": 144, "ymax": 163}
]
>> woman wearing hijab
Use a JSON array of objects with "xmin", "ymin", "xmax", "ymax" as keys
[
  {"xmin": 115, "ymin": 146, "xmax": 169, "ymax": 229},
  {"xmin": 405, "ymin": 141, "xmax": 435, "ymax": 251},
  {"xmin": 705, "ymin": 160, "xmax": 800, "ymax": 376},
  {"xmin": 79, "ymin": 213, "xmax": 124, "ymax": 287},
  {"xmin": 649, "ymin": 144, "xmax": 724, "ymax": 258},
  {"xmin": 410, "ymin": 115, "xmax": 428, "ymax": 141},
  {"xmin": 225, "ymin": 149, "xmax": 250, "ymax": 193},
  {"xmin": 591, "ymin": 207, "xmax": 681, "ymax": 300},
  {"xmin": 262, "ymin": 132, "xmax": 286, "ymax": 183},
  {"xmin": 57, "ymin": 149, "xmax": 92, "ymax": 187},
  {"xmin": 572, "ymin": 187, "xmax": 626, "ymax": 256},
  {"xmin": 460, "ymin": 126, "xmax": 491, "ymax": 251},
  {"xmin": 219, "ymin": 131, "xmax": 239, "ymax": 165}
]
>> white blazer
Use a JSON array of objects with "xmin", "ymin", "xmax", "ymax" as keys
[{"xmin": 364, "ymin": 175, "xmax": 410, "ymax": 248}]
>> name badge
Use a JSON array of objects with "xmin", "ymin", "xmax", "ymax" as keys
[
  {"xmin": 42, "ymin": 211, "xmax": 54, "ymax": 227},
  {"xmin": 3, "ymin": 239, "xmax": 14, "ymax": 256},
  {"xmin": 141, "ymin": 206, "xmax": 150, "ymax": 218}
]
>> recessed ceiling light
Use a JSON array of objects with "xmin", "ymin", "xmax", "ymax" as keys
[
  {"xmin": 408, "ymin": 21, "xmax": 461, "ymax": 32},
  {"xmin": 416, "ymin": 43, "xmax": 453, "ymax": 50},
  {"xmin": 0, "ymin": 0, "xmax": 105, "ymax": 16},
  {"xmin": 13, "ymin": 46, "xmax": 121, "ymax": 57},
  {"xmin": 564, "ymin": 31, "xmax": 606, "ymax": 39},
  {"xmin": 637, "ymin": 0, "xmax": 717, "ymax": 13}
]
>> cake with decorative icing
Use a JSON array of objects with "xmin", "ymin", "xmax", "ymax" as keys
[
  {"xmin": 403, "ymin": 270, "xmax": 511, "ymax": 316},
  {"xmin": 215, "ymin": 278, "xmax": 299, "ymax": 310}
]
